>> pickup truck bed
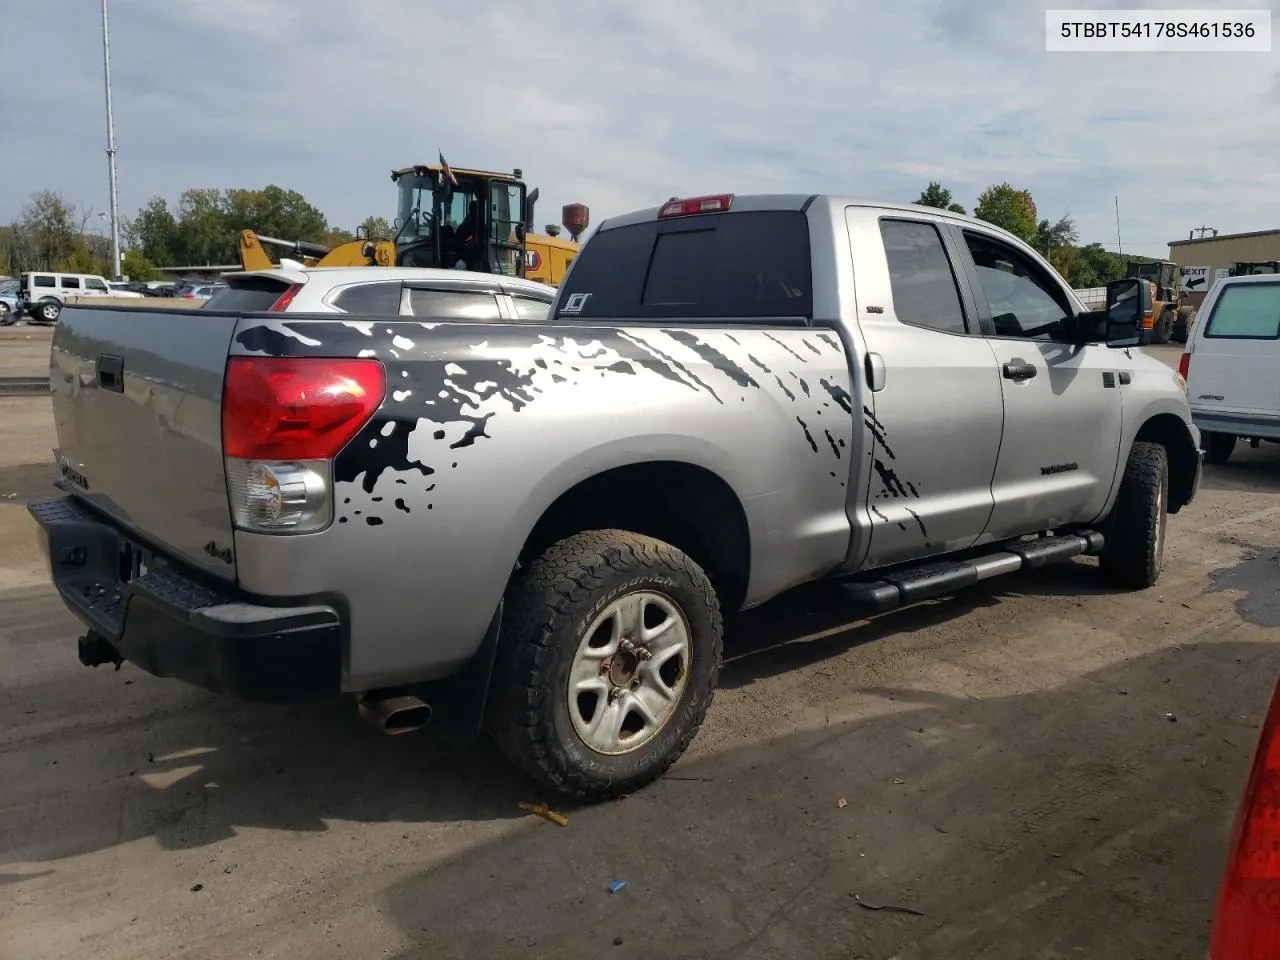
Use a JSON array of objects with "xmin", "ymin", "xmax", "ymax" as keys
[{"xmin": 31, "ymin": 194, "xmax": 1202, "ymax": 800}]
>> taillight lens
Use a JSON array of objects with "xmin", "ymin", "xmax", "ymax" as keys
[
  {"xmin": 223, "ymin": 356, "xmax": 385, "ymax": 461},
  {"xmin": 1210, "ymin": 677, "xmax": 1280, "ymax": 959},
  {"xmin": 1178, "ymin": 352, "xmax": 1190, "ymax": 380},
  {"xmin": 658, "ymin": 194, "xmax": 734, "ymax": 218},
  {"xmin": 269, "ymin": 284, "xmax": 302, "ymax": 312}
]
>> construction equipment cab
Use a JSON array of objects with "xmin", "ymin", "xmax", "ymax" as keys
[
  {"xmin": 1126, "ymin": 259, "xmax": 1193, "ymax": 344},
  {"xmin": 392, "ymin": 163, "xmax": 527, "ymax": 275}
]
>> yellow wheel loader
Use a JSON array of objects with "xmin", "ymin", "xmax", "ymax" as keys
[
  {"xmin": 1125, "ymin": 259, "xmax": 1191, "ymax": 345},
  {"xmin": 236, "ymin": 161, "xmax": 586, "ymax": 286}
]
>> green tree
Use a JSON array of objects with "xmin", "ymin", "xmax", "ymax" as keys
[
  {"xmin": 359, "ymin": 215, "xmax": 394, "ymax": 240},
  {"xmin": 915, "ymin": 181, "xmax": 966, "ymax": 214},
  {"xmin": 57, "ymin": 243, "xmax": 109, "ymax": 276},
  {"xmin": 1073, "ymin": 243, "xmax": 1125, "ymax": 287},
  {"xmin": 121, "ymin": 248, "xmax": 159, "ymax": 281},
  {"xmin": 973, "ymin": 183, "xmax": 1038, "ymax": 245},
  {"xmin": 131, "ymin": 197, "xmax": 180, "ymax": 266},
  {"xmin": 1035, "ymin": 215, "xmax": 1078, "ymax": 256},
  {"xmin": 176, "ymin": 188, "xmax": 235, "ymax": 265},
  {"xmin": 13, "ymin": 190, "xmax": 88, "ymax": 271}
]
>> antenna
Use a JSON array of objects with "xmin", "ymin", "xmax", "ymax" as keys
[{"xmin": 1115, "ymin": 196, "xmax": 1124, "ymax": 269}]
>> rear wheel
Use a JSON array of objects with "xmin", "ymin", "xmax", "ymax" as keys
[
  {"xmin": 1153, "ymin": 308, "xmax": 1175, "ymax": 345},
  {"xmin": 35, "ymin": 299, "xmax": 60, "ymax": 323},
  {"xmin": 488, "ymin": 529, "xmax": 723, "ymax": 801},
  {"xmin": 1099, "ymin": 441, "xmax": 1168, "ymax": 589},
  {"xmin": 1204, "ymin": 432, "xmax": 1237, "ymax": 465},
  {"xmin": 1172, "ymin": 305, "xmax": 1195, "ymax": 343},
  {"xmin": 0, "ymin": 302, "xmax": 12, "ymax": 326}
]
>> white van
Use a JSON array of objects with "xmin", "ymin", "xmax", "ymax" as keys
[
  {"xmin": 20, "ymin": 271, "xmax": 141, "ymax": 323},
  {"xmin": 1180, "ymin": 273, "xmax": 1280, "ymax": 464}
]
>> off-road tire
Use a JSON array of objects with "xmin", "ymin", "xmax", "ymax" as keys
[
  {"xmin": 35, "ymin": 299, "xmax": 60, "ymax": 324},
  {"xmin": 1204, "ymin": 432, "xmax": 1236, "ymax": 465},
  {"xmin": 1172, "ymin": 305, "xmax": 1195, "ymax": 343},
  {"xmin": 487, "ymin": 529, "xmax": 723, "ymax": 802},
  {"xmin": 1099, "ymin": 441, "xmax": 1168, "ymax": 589},
  {"xmin": 1153, "ymin": 308, "xmax": 1175, "ymax": 345}
]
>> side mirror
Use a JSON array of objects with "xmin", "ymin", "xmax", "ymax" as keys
[{"xmin": 1103, "ymin": 277, "xmax": 1153, "ymax": 348}]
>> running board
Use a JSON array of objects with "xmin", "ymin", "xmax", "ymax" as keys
[{"xmin": 840, "ymin": 531, "xmax": 1105, "ymax": 615}]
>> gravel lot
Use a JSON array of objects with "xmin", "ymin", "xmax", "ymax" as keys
[{"xmin": 1, "ymin": 325, "xmax": 1276, "ymax": 960}]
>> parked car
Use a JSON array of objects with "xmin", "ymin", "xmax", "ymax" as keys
[
  {"xmin": 174, "ymin": 282, "xmax": 227, "ymax": 301},
  {"xmin": 1208, "ymin": 672, "xmax": 1280, "ymax": 958},
  {"xmin": 1180, "ymin": 274, "xmax": 1280, "ymax": 464},
  {"xmin": 204, "ymin": 265, "xmax": 557, "ymax": 319},
  {"xmin": 30, "ymin": 193, "xmax": 1201, "ymax": 801},
  {"xmin": 0, "ymin": 278, "xmax": 21, "ymax": 325},
  {"xmin": 20, "ymin": 271, "xmax": 142, "ymax": 323}
]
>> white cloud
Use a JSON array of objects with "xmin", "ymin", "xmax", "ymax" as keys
[{"xmin": 1, "ymin": 0, "xmax": 1277, "ymax": 258}]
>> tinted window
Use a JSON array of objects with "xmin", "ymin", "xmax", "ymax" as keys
[
  {"xmin": 407, "ymin": 288, "xmax": 502, "ymax": 321},
  {"xmin": 205, "ymin": 277, "xmax": 290, "ymax": 311},
  {"xmin": 1204, "ymin": 283, "xmax": 1280, "ymax": 339},
  {"xmin": 61, "ymin": 277, "xmax": 81, "ymax": 289},
  {"xmin": 510, "ymin": 295, "xmax": 551, "ymax": 321},
  {"xmin": 33, "ymin": 275, "xmax": 55, "ymax": 288},
  {"xmin": 879, "ymin": 220, "xmax": 967, "ymax": 334},
  {"xmin": 84, "ymin": 278, "xmax": 108, "ymax": 291},
  {"xmin": 331, "ymin": 281, "xmax": 403, "ymax": 315},
  {"xmin": 554, "ymin": 210, "xmax": 812, "ymax": 320},
  {"xmin": 964, "ymin": 232, "xmax": 1070, "ymax": 340}
]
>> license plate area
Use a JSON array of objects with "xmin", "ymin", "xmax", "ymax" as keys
[{"xmin": 117, "ymin": 539, "xmax": 154, "ymax": 583}]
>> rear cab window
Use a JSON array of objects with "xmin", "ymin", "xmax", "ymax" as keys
[
  {"xmin": 1203, "ymin": 282, "xmax": 1280, "ymax": 340},
  {"xmin": 205, "ymin": 276, "xmax": 291, "ymax": 311},
  {"xmin": 554, "ymin": 210, "xmax": 812, "ymax": 321}
]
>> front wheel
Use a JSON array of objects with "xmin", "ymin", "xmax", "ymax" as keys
[
  {"xmin": 488, "ymin": 529, "xmax": 723, "ymax": 801},
  {"xmin": 1099, "ymin": 441, "xmax": 1169, "ymax": 589}
]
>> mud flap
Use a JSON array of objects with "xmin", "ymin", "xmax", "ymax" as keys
[{"xmin": 420, "ymin": 601, "xmax": 503, "ymax": 745}]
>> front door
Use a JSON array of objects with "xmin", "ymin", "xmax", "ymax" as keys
[
  {"xmin": 951, "ymin": 227, "xmax": 1124, "ymax": 538},
  {"xmin": 844, "ymin": 209, "xmax": 1005, "ymax": 569}
]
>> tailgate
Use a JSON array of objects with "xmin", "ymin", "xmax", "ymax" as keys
[{"xmin": 49, "ymin": 305, "xmax": 239, "ymax": 580}]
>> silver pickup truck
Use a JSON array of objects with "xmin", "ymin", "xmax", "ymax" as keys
[{"xmin": 31, "ymin": 194, "xmax": 1201, "ymax": 800}]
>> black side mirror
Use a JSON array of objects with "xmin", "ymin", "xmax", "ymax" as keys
[{"xmin": 1103, "ymin": 277, "xmax": 1153, "ymax": 348}]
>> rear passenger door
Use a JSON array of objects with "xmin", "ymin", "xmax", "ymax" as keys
[
  {"xmin": 844, "ymin": 208, "xmax": 1005, "ymax": 568},
  {"xmin": 950, "ymin": 226, "xmax": 1124, "ymax": 536}
]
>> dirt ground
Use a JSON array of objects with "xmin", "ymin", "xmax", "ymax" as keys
[{"xmin": 1, "ymin": 327, "xmax": 1277, "ymax": 960}]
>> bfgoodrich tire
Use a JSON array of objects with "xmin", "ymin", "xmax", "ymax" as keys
[
  {"xmin": 488, "ymin": 529, "xmax": 723, "ymax": 801},
  {"xmin": 1099, "ymin": 441, "xmax": 1169, "ymax": 589},
  {"xmin": 1204, "ymin": 432, "xmax": 1237, "ymax": 465}
]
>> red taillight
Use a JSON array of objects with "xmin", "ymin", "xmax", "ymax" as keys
[
  {"xmin": 1178, "ymin": 352, "xmax": 1190, "ymax": 380},
  {"xmin": 657, "ymin": 194, "xmax": 734, "ymax": 219},
  {"xmin": 1210, "ymin": 677, "xmax": 1280, "ymax": 959},
  {"xmin": 181, "ymin": 294, "xmax": 194, "ymax": 299},
  {"xmin": 223, "ymin": 357, "xmax": 385, "ymax": 460},
  {"xmin": 269, "ymin": 284, "xmax": 302, "ymax": 312}
]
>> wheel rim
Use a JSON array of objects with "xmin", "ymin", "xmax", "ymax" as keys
[
  {"xmin": 1154, "ymin": 475, "xmax": 1167, "ymax": 566},
  {"xmin": 567, "ymin": 591, "xmax": 692, "ymax": 756},
  {"xmin": 41, "ymin": 304, "xmax": 57, "ymax": 321}
]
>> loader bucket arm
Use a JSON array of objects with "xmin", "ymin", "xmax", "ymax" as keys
[{"xmin": 238, "ymin": 230, "xmax": 277, "ymax": 272}]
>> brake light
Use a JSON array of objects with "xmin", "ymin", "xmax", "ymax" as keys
[
  {"xmin": 658, "ymin": 194, "xmax": 734, "ymax": 219},
  {"xmin": 1211, "ymin": 677, "xmax": 1280, "ymax": 959},
  {"xmin": 269, "ymin": 284, "xmax": 302, "ymax": 312},
  {"xmin": 223, "ymin": 357, "xmax": 385, "ymax": 460},
  {"xmin": 1178, "ymin": 352, "xmax": 1190, "ymax": 380}
]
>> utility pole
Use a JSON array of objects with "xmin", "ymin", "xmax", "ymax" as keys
[
  {"xmin": 101, "ymin": 0, "xmax": 122, "ymax": 280},
  {"xmin": 1189, "ymin": 225, "xmax": 1217, "ymax": 239},
  {"xmin": 1115, "ymin": 196, "xmax": 1124, "ymax": 270}
]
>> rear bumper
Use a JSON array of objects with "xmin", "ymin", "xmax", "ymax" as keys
[
  {"xmin": 29, "ymin": 495, "xmax": 343, "ymax": 702},
  {"xmin": 1191, "ymin": 410, "xmax": 1280, "ymax": 441}
]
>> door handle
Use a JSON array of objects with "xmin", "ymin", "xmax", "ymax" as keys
[
  {"xmin": 97, "ymin": 354, "xmax": 124, "ymax": 393},
  {"xmin": 1002, "ymin": 361, "xmax": 1037, "ymax": 381},
  {"xmin": 864, "ymin": 351, "xmax": 887, "ymax": 392}
]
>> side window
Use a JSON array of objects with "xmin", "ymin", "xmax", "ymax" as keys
[
  {"xmin": 61, "ymin": 277, "xmax": 81, "ymax": 290},
  {"xmin": 407, "ymin": 288, "xmax": 502, "ymax": 321},
  {"xmin": 34, "ymin": 275, "xmax": 55, "ymax": 288},
  {"xmin": 879, "ymin": 220, "xmax": 968, "ymax": 334},
  {"xmin": 510, "ymin": 295, "xmax": 551, "ymax": 322},
  {"xmin": 84, "ymin": 278, "xmax": 108, "ymax": 292},
  {"xmin": 331, "ymin": 281, "xmax": 402, "ymax": 315},
  {"xmin": 964, "ymin": 232, "xmax": 1071, "ymax": 340}
]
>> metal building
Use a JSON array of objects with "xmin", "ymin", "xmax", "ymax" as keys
[{"xmin": 1167, "ymin": 228, "xmax": 1280, "ymax": 307}]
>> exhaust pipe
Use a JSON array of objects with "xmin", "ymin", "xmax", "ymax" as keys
[{"xmin": 358, "ymin": 690, "xmax": 432, "ymax": 735}]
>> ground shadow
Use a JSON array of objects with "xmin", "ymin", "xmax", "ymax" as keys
[
  {"xmin": 373, "ymin": 640, "xmax": 1278, "ymax": 960},
  {"xmin": 0, "ymin": 461, "xmax": 58, "ymax": 504},
  {"xmin": 1199, "ymin": 441, "xmax": 1280, "ymax": 495}
]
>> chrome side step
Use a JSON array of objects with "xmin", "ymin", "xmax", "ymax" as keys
[{"xmin": 841, "ymin": 531, "xmax": 1105, "ymax": 615}]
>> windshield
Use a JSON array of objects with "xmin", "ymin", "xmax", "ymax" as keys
[
  {"xmin": 395, "ymin": 174, "xmax": 438, "ymax": 245},
  {"xmin": 1133, "ymin": 263, "xmax": 1162, "ymax": 281}
]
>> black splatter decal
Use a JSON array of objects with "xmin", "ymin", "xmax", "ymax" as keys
[
  {"xmin": 773, "ymin": 375, "xmax": 796, "ymax": 401},
  {"xmin": 663, "ymin": 329, "xmax": 759, "ymax": 389},
  {"xmin": 450, "ymin": 412, "xmax": 495, "ymax": 449},
  {"xmin": 801, "ymin": 338, "xmax": 823, "ymax": 357},
  {"xmin": 791, "ymin": 372, "xmax": 811, "ymax": 397},
  {"xmin": 823, "ymin": 429, "xmax": 842, "ymax": 459},
  {"xmin": 763, "ymin": 332, "xmax": 808, "ymax": 363},
  {"xmin": 874, "ymin": 459, "xmax": 909, "ymax": 498},
  {"xmin": 862, "ymin": 409, "xmax": 896, "ymax": 459},
  {"xmin": 747, "ymin": 354, "xmax": 771, "ymax": 376},
  {"xmin": 366, "ymin": 516, "xmax": 383, "ymax": 526},
  {"xmin": 904, "ymin": 506, "xmax": 928, "ymax": 538},
  {"xmin": 614, "ymin": 331, "xmax": 722, "ymax": 402},
  {"xmin": 394, "ymin": 498, "xmax": 410, "ymax": 513},
  {"xmin": 871, "ymin": 505, "xmax": 889, "ymax": 522},
  {"xmin": 796, "ymin": 417, "xmax": 819, "ymax": 453},
  {"xmin": 606, "ymin": 360, "xmax": 636, "ymax": 375},
  {"xmin": 821, "ymin": 378, "xmax": 853, "ymax": 414},
  {"xmin": 815, "ymin": 332, "xmax": 842, "ymax": 352}
]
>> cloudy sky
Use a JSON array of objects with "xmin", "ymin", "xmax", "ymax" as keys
[{"xmin": 2, "ymin": 0, "xmax": 1277, "ymax": 259}]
